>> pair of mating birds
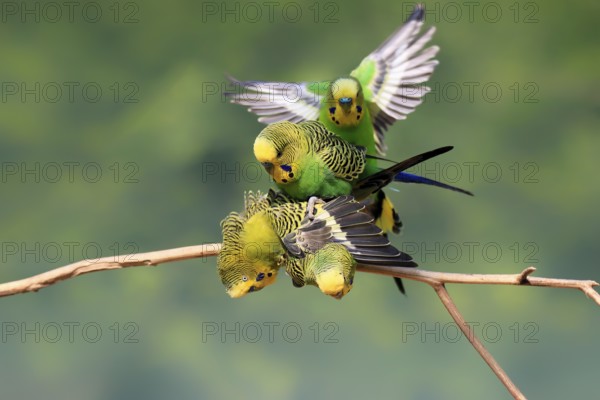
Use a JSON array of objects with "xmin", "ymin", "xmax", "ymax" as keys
[{"xmin": 217, "ymin": 5, "xmax": 472, "ymax": 299}]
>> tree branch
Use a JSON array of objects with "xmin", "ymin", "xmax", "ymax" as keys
[
  {"xmin": 0, "ymin": 242, "xmax": 598, "ymax": 400},
  {"xmin": 0, "ymin": 244, "xmax": 220, "ymax": 298},
  {"xmin": 356, "ymin": 264, "xmax": 600, "ymax": 306},
  {"xmin": 433, "ymin": 284, "xmax": 526, "ymax": 400}
]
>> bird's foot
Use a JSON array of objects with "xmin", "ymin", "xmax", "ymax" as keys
[{"xmin": 306, "ymin": 196, "xmax": 326, "ymax": 220}]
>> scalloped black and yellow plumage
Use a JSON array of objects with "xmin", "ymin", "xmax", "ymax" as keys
[{"xmin": 217, "ymin": 192, "xmax": 416, "ymax": 299}]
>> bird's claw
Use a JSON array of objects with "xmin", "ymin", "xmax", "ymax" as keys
[{"xmin": 306, "ymin": 196, "xmax": 325, "ymax": 220}]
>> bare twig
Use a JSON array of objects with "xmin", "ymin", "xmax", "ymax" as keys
[
  {"xmin": 357, "ymin": 265, "xmax": 600, "ymax": 307},
  {"xmin": 0, "ymin": 244, "xmax": 220, "ymax": 297},
  {"xmin": 0, "ymin": 242, "xmax": 598, "ymax": 400},
  {"xmin": 433, "ymin": 284, "xmax": 526, "ymax": 400}
]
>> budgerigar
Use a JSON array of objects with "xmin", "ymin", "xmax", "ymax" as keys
[
  {"xmin": 253, "ymin": 121, "xmax": 471, "ymax": 205},
  {"xmin": 217, "ymin": 191, "xmax": 415, "ymax": 299},
  {"xmin": 226, "ymin": 4, "xmax": 437, "ymax": 157},
  {"xmin": 285, "ymin": 243, "xmax": 357, "ymax": 299}
]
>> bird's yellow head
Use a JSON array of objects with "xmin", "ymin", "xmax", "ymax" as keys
[
  {"xmin": 218, "ymin": 240, "xmax": 280, "ymax": 298},
  {"xmin": 326, "ymin": 77, "xmax": 365, "ymax": 128},
  {"xmin": 254, "ymin": 122, "xmax": 302, "ymax": 185},
  {"xmin": 218, "ymin": 257, "xmax": 279, "ymax": 298}
]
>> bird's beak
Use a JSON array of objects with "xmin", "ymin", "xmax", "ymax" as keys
[
  {"xmin": 261, "ymin": 161, "xmax": 274, "ymax": 174},
  {"xmin": 338, "ymin": 97, "xmax": 353, "ymax": 112}
]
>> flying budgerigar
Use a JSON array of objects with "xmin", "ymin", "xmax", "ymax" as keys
[
  {"xmin": 217, "ymin": 191, "xmax": 415, "ymax": 299},
  {"xmin": 226, "ymin": 4, "xmax": 437, "ymax": 157}
]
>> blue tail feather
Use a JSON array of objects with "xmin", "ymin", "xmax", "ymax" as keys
[{"xmin": 394, "ymin": 172, "xmax": 473, "ymax": 196}]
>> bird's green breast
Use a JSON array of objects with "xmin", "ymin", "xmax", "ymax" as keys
[
  {"xmin": 318, "ymin": 103, "xmax": 377, "ymax": 156},
  {"xmin": 276, "ymin": 154, "xmax": 353, "ymax": 200}
]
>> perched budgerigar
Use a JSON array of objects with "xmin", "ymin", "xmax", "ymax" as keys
[
  {"xmin": 217, "ymin": 191, "xmax": 415, "ymax": 299},
  {"xmin": 285, "ymin": 243, "xmax": 357, "ymax": 299},
  {"xmin": 253, "ymin": 120, "xmax": 470, "ymax": 204}
]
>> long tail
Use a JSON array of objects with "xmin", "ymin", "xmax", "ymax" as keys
[
  {"xmin": 395, "ymin": 172, "xmax": 473, "ymax": 196},
  {"xmin": 354, "ymin": 146, "xmax": 457, "ymax": 199}
]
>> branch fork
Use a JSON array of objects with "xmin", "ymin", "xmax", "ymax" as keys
[{"xmin": 0, "ymin": 243, "xmax": 597, "ymax": 400}]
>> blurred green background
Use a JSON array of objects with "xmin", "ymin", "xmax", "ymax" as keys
[{"xmin": 0, "ymin": 0, "xmax": 598, "ymax": 398}]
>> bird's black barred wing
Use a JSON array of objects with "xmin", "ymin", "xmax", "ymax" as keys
[
  {"xmin": 283, "ymin": 196, "xmax": 416, "ymax": 267},
  {"xmin": 300, "ymin": 121, "xmax": 367, "ymax": 181}
]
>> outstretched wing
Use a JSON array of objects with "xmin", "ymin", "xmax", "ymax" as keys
[
  {"xmin": 351, "ymin": 4, "xmax": 439, "ymax": 155},
  {"xmin": 225, "ymin": 75, "xmax": 326, "ymax": 124},
  {"xmin": 283, "ymin": 196, "xmax": 416, "ymax": 267}
]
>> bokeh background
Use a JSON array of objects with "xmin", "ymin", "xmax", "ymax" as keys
[{"xmin": 0, "ymin": 0, "xmax": 598, "ymax": 398}]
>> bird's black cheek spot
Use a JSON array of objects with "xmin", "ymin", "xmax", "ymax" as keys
[
  {"xmin": 282, "ymin": 179, "xmax": 288, "ymax": 183},
  {"xmin": 356, "ymin": 105, "xmax": 362, "ymax": 113},
  {"xmin": 289, "ymin": 172, "xmax": 294, "ymax": 178},
  {"xmin": 249, "ymin": 286, "xmax": 256, "ymax": 292},
  {"xmin": 335, "ymin": 121, "xmax": 340, "ymax": 125},
  {"xmin": 256, "ymin": 272, "xmax": 265, "ymax": 282},
  {"xmin": 267, "ymin": 272, "xmax": 273, "ymax": 277},
  {"xmin": 329, "ymin": 107, "xmax": 336, "ymax": 114},
  {"xmin": 356, "ymin": 115, "xmax": 360, "ymax": 120}
]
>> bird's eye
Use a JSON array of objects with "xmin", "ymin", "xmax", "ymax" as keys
[
  {"xmin": 261, "ymin": 161, "xmax": 274, "ymax": 171},
  {"xmin": 241, "ymin": 275, "xmax": 248, "ymax": 282},
  {"xmin": 276, "ymin": 151, "xmax": 282, "ymax": 158}
]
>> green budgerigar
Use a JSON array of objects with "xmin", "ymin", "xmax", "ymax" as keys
[
  {"xmin": 227, "ymin": 4, "xmax": 436, "ymax": 157},
  {"xmin": 217, "ymin": 191, "xmax": 415, "ymax": 299},
  {"xmin": 253, "ymin": 120, "xmax": 470, "ymax": 204},
  {"xmin": 285, "ymin": 242, "xmax": 357, "ymax": 299}
]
